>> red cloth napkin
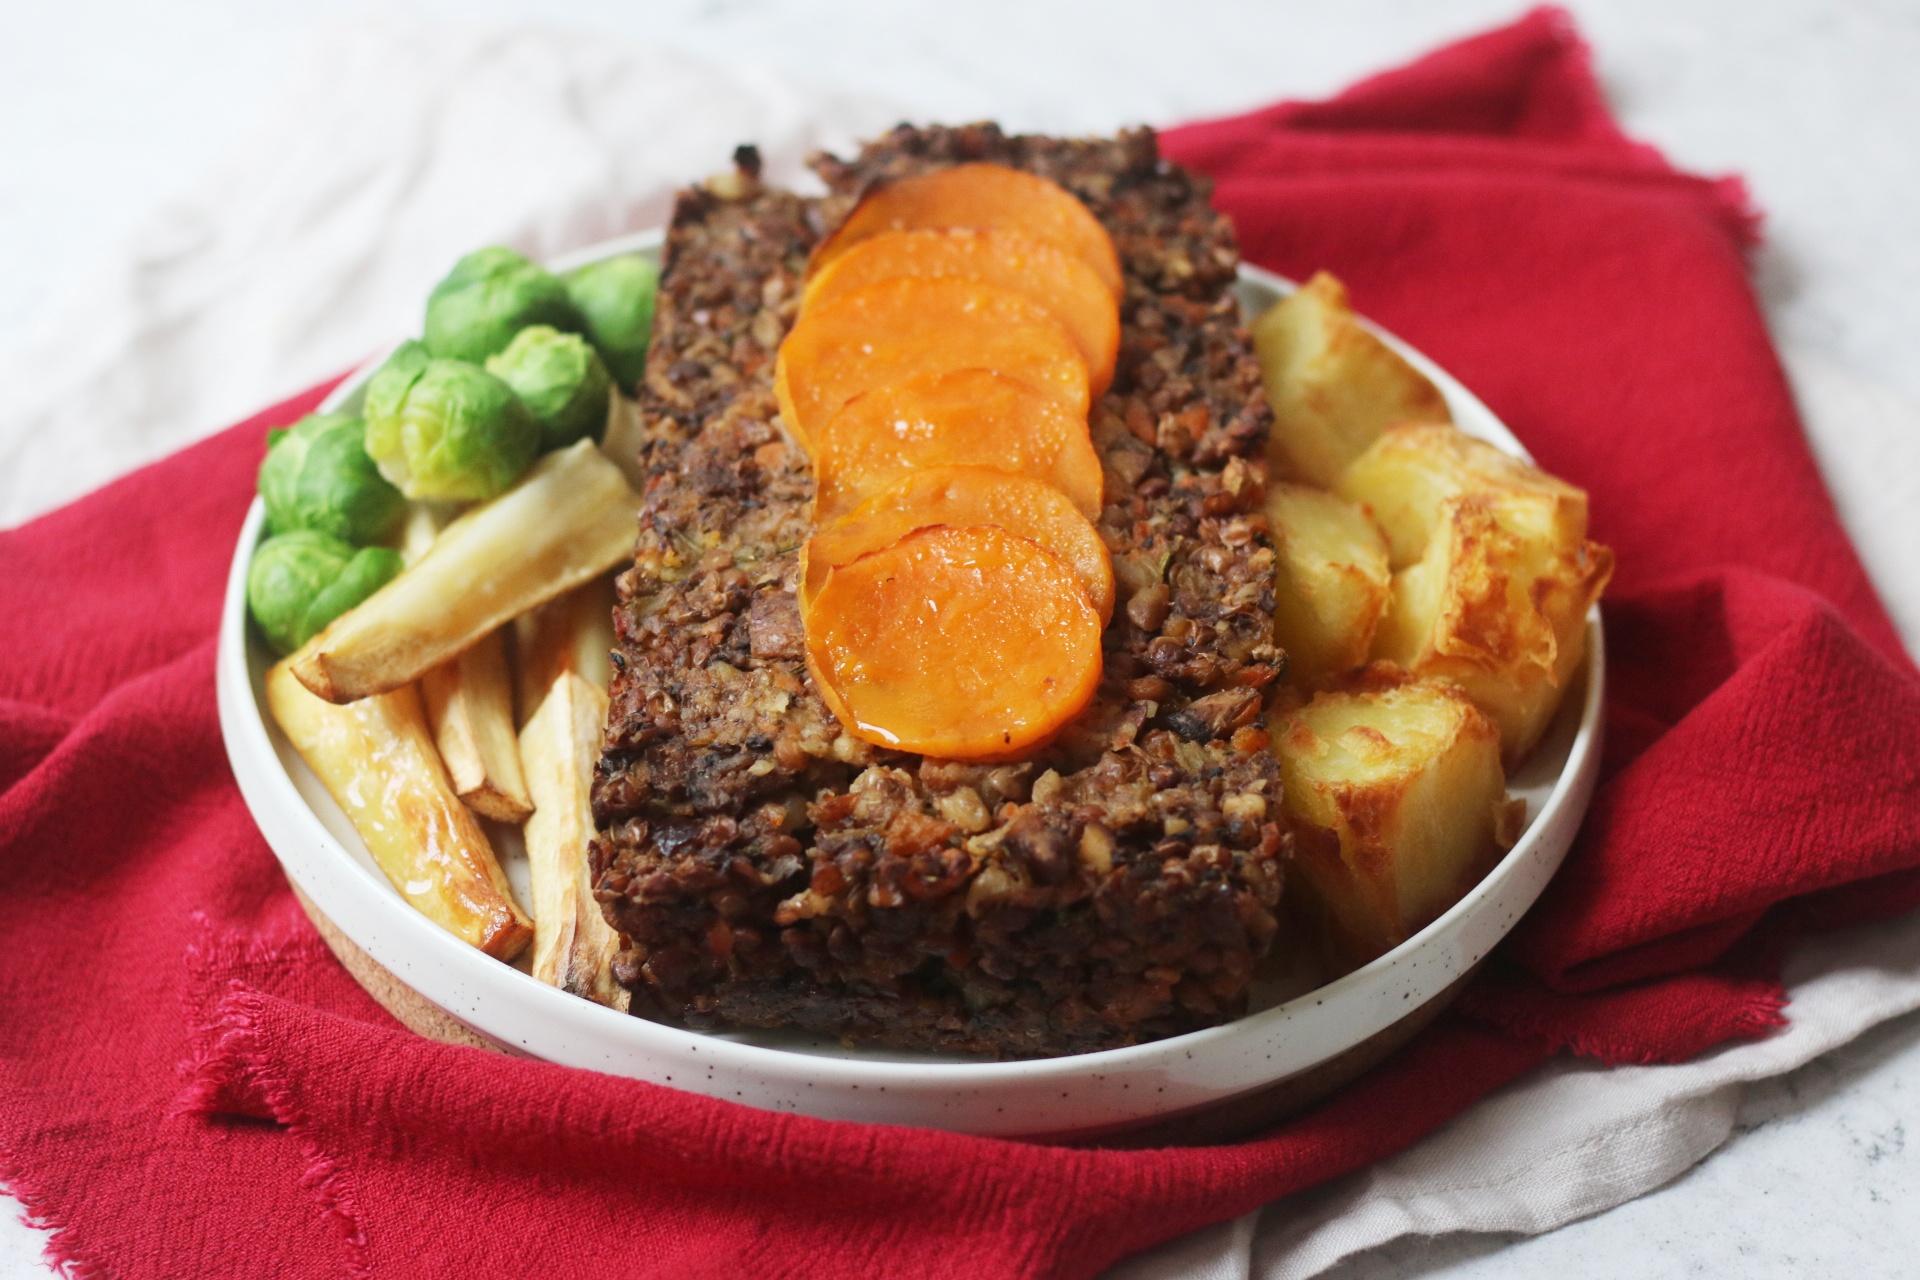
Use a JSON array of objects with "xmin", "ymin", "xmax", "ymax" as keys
[{"xmin": 4, "ymin": 9, "xmax": 1918, "ymax": 1278}]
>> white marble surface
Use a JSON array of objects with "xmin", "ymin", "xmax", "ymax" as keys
[
  {"xmin": 3, "ymin": 2, "xmax": 1917, "ymax": 1276},
  {"xmin": 1322, "ymin": 1008, "xmax": 1920, "ymax": 1280}
]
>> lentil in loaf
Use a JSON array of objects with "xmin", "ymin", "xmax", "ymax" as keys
[{"xmin": 590, "ymin": 128, "xmax": 1290, "ymax": 1058}]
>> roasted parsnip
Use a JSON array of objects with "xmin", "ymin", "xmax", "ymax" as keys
[
  {"xmin": 512, "ymin": 573, "xmax": 617, "ymax": 728},
  {"xmin": 289, "ymin": 439, "xmax": 642, "ymax": 704},
  {"xmin": 598, "ymin": 388, "xmax": 648, "ymax": 492},
  {"xmin": 421, "ymin": 627, "xmax": 532, "ymax": 821},
  {"xmin": 519, "ymin": 672, "xmax": 628, "ymax": 1008},
  {"xmin": 397, "ymin": 501, "xmax": 453, "ymax": 565},
  {"xmin": 265, "ymin": 660, "xmax": 532, "ymax": 960}
]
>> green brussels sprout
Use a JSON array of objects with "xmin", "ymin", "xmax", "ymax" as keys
[
  {"xmin": 303, "ymin": 545, "xmax": 406, "ymax": 639},
  {"xmin": 565, "ymin": 253, "xmax": 658, "ymax": 388},
  {"xmin": 422, "ymin": 246, "xmax": 583, "ymax": 363},
  {"xmin": 484, "ymin": 325, "xmax": 611, "ymax": 452},
  {"xmin": 363, "ymin": 358, "xmax": 540, "ymax": 502},
  {"xmin": 257, "ymin": 411, "xmax": 406, "ymax": 545},
  {"xmin": 362, "ymin": 339, "xmax": 432, "ymax": 431},
  {"xmin": 247, "ymin": 531, "xmax": 403, "ymax": 655}
]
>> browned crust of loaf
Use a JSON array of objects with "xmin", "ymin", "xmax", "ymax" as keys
[{"xmin": 590, "ymin": 127, "xmax": 1290, "ymax": 1058}]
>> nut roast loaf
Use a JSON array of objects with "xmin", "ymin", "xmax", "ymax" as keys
[{"xmin": 588, "ymin": 126, "xmax": 1292, "ymax": 1057}]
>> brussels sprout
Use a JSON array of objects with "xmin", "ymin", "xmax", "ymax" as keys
[
  {"xmin": 422, "ymin": 246, "xmax": 583, "ymax": 363},
  {"xmin": 257, "ymin": 411, "xmax": 406, "ymax": 545},
  {"xmin": 247, "ymin": 531, "xmax": 403, "ymax": 655},
  {"xmin": 362, "ymin": 339, "xmax": 432, "ymax": 431},
  {"xmin": 484, "ymin": 325, "xmax": 611, "ymax": 452},
  {"xmin": 363, "ymin": 358, "xmax": 539, "ymax": 502},
  {"xmin": 305, "ymin": 546, "xmax": 406, "ymax": 637},
  {"xmin": 565, "ymin": 254, "xmax": 657, "ymax": 388}
]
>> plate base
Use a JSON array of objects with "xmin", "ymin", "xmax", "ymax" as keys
[
  {"xmin": 291, "ymin": 872, "xmax": 1473, "ymax": 1147},
  {"xmin": 1040, "ymin": 968, "xmax": 1474, "ymax": 1147},
  {"xmin": 291, "ymin": 879, "xmax": 515, "ymax": 1056}
]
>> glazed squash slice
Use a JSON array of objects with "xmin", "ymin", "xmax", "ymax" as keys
[
  {"xmin": 805, "ymin": 524, "xmax": 1103, "ymax": 759},
  {"xmin": 810, "ymin": 368, "xmax": 1103, "ymax": 523},
  {"xmin": 774, "ymin": 277, "xmax": 1089, "ymax": 449},
  {"xmin": 804, "ymin": 229, "xmax": 1119, "ymax": 394},
  {"xmin": 803, "ymin": 465, "xmax": 1114, "ymax": 623},
  {"xmin": 808, "ymin": 162, "xmax": 1123, "ymax": 299}
]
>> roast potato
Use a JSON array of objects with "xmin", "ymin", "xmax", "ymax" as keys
[
  {"xmin": 1266, "ymin": 483, "xmax": 1392, "ymax": 685},
  {"xmin": 1272, "ymin": 673, "xmax": 1521, "ymax": 967},
  {"xmin": 1252, "ymin": 271, "xmax": 1452, "ymax": 487},
  {"xmin": 1341, "ymin": 426, "xmax": 1612, "ymax": 765},
  {"xmin": 1369, "ymin": 493, "xmax": 1610, "ymax": 766},
  {"xmin": 1336, "ymin": 423, "xmax": 1590, "ymax": 569}
]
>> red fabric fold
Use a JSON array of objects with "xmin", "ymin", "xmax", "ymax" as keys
[
  {"xmin": 4, "ymin": 9, "xmax": 1917, "ymax": 1277},
  {"xmin": 1189, "ymin": 6, "xmax": 1635, "ymax": 148},
  {"xmin": 1511, "ymin": 572, "xmax": 1920, "ymax": 992},
  {"xmin": 167, "ymin": 959, "xmax": 1543, "ymax": 1280}
]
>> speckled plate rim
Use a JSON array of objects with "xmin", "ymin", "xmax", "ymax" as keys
[{"xmin": 217, "ymin": 227, "xmax": 1603, "ymax": 1138}]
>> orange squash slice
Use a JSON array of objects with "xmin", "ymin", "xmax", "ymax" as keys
[
  {"xmin": 810, "ymin": 369, "xmax": 1102, "ymax": 523},
  {"xmin": 805, "ymin": 525, "xmax": 1102, "ymax": 759},
  {"xmin": 775, "ymin": 277, "xmax": 1088, "ymax": 449},
  {"xmin": 810, "ymin": 163, "xmax": 1122, "ymax": 301},
  {"xmin": 803, "ymin": 466, "xmax": 1114, "ymax": 623},
  {"xmin": 803, "ymin": 229, "xmax": 1118, "ymax": 394}
]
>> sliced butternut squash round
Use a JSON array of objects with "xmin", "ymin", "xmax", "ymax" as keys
[
  {"xmin": 775, "ymin": 277, "xmax": 1088, "ymax": 449},
  {"xmin": 811, "ymin": 369, "xmax": 1102, "ymax": 523},
  {"xmin": 803, "ymin": 229, "xmax": 1119, "ymax": 394},
  {"xmin": 805, "ymin": 524, "xmax": 1103, "ymax": 759},
  {"xmin": 810, "ymin": 163, "xmax": 1122, "ymax": 300},
  {"xmin": 803, "ymin": 466, "xmax": 1114, "ymax": 623}
]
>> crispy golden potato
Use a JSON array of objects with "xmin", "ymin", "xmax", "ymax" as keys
[
  {"xmin": 1273, "ymin": 673, "xmax": 1520, "ymax": 967},
  {"xmin": 519, "ymin": 672, "xmax": 629, "ymax": 1009},
  {"xmin": 1370, "ymin": 492, "xmax": 1611, "ymax": 766},
  {"xmin": 421, "ymin": 627, "xmax": 531, "ymax": 822},
  {"xmin": 265, "ymin": 661, "xmax": 532, "ymax": 960},
  {"xmin": 289, "ymin": 440, "xmax": 642, "ymax": 705},
  {"xmin": 1336, "ymin": 423, "xmax": 1589, "ymax": 570},
  {"xmin": 1340, "ymin": 425, "xmax": 1612, "ymax": 764},
  {"xmin": 1252, "ymin": 271, "xmax": 1452, "ymax": 487},
  {"xmin": 512, "ymin": 573, "xmax": 617, "ymax": 729},
  {"xmin": 1266, "ymin": 483, "xmax": 1392, "ymax": 684}
]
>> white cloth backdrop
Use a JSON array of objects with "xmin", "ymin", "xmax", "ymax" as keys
[
  {"xmin": 3, "ymin": 16, "xmax": 1918, "ymax": 1280},
  {"xmin": 0, "ymin": 19, "xmax": 903, "ymax": 526}
]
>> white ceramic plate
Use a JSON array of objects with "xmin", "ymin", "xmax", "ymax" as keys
[{"xmin": 218, "ymin": 229, "xmax": 1603, "ymax": 1140}]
